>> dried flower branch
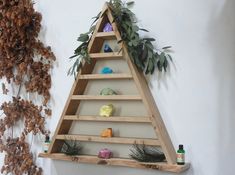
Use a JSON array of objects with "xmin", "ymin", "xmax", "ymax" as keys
[
  {"xmin": 0, "ymin": 135, "xmax": 42, "ymax": 175},
  {"xmin": 0, "ymin": 97, "xmax": 47, "ymax": 136},
  {"xmin": 0, "ymin": 0, "xmax": 55, "ymax": 103},
  {"xmin": 0, "ymin": 0, "xmax": 56, "ymax": 174}
]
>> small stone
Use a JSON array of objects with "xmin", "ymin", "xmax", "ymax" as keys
[
  {"xmin": 103, "ymin": 23, "xmax": 113, "ymax": 32},
  {"xmin": 98, "ymin": 148, "xmax": 113, "ymax": 159},
  {"xmin": 104, "ymin": 44, "xmax": 113, "ymax": 53},
  {"xmin": 101, "ymin": 67, "xmax": 113, "ymax": 74},
  {"xmin": 99, "ymin": 104, "xmax": 114, "ymax": 117},
  {"xmin": 100, "ymin": 88, "xmax": 117, "ymax": 95}
]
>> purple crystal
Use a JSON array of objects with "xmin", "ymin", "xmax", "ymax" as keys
[{"xmin": 103, "ymin": 23, "xmax": 113, "ymax": 32}]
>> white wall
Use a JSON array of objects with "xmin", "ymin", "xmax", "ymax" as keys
[{"xmin": 1, "ymin": 0, "xmax": 235, "ymax": 175}]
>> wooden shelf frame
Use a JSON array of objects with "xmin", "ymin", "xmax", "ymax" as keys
[
  {"xmin": 63, "ymin": 115, "xmax": 152, "ymax": 123},
  {"xmin": 71, "ymin": 95, "xmax": 142, "ymax": 100},
  {"xmin": 79, "ymin": 74, "xmax": 132, "ymax": 79},
  {"xmin": 42, "ymin": 2, "xmax": 190, "ymax": 173},
  {"xmin": 39, "ymin": 153, "xmax": 190, "ymax": 173},
  {"xmin": 89, "ymin": 52, "xmax": 123, "ymax": 59},
  {"xmin": 95, "ymin": 31, "xmax": 116, "ymax": 39},
  {"xmin": 56, "ymin": 134, "xmax": 161, "ymax": 146}
]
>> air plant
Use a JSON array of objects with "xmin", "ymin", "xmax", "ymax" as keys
[
  {"xmin": 129, "ymin": 144, "xmax": 166, "ymax": 162},
  {"xmin": 61, "ymin": 140, "xmax": 83, "ymax": 156}
]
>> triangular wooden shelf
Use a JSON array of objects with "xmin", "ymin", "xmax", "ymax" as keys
[{"xmin": 39, "ymin": 3, "xmax": 190, "ymax": 173}]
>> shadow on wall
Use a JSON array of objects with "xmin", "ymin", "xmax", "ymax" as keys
[{"xmin": 208, "ymin": 0, "xmax": 235, "ymax": 174}]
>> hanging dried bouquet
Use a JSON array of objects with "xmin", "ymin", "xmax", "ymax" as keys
[{"xmin": 0, "ymin": 0, "xmax": 55, "ymax": 174}]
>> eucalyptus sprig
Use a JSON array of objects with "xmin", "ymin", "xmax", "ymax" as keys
[
  {"xmin": 68, "ymin": 16, "xmax": 98, "ymax": 77},
  {"xmin": 69, "ymin": 0, "xmax": 173, "ymax": 76},
  {"xmin": 109, "ymin": 0, "xmax": 172, "ymax": 74}
]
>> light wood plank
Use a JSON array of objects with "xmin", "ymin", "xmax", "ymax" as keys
[
  {"xmin": 79, "ymin": 74, "xmax": 132, "ymax": 80},
  {"xmin": 88, "ymin": 3, "xmax": 109, "ymax": 53},
  {"xmin": 95, "ymin": 32, "xmax": 116, "ymax": 39},
  {"xmin": 124, "ymin": 46, "xmax": 177, "ymax": 164},
  {"xmin": 48, "ymin": 61, "xmax": 96, "ymax": 153},
  {"xmin": 56, "ymin": 135, "xmax": 160, "ymax": 146},
  {"xmin": 71, "ymin": 95, "xmax": 142, "ymax": 100},
  {"xmin": 89, "ymin": 52, "xmax": 123, "ymax": 59},
  {"xmin": 39, "ymin": 153, "xmax": 190, "ymax": 173},
  {"xmin": 64, "ymin": 115, "xmax": 151, "ymax": 123}
]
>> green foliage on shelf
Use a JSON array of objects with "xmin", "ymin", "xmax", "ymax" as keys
[
  {"xmin": 61, "ymin": 140, "xmax": 83, "ymax": 156},
  {"xmin": 129, "ymin": 144, "xmax": 166, "ymax": 162},
  {"xmin": 69, "ymin": 0, "xmax": 172, "ymax": 77}
]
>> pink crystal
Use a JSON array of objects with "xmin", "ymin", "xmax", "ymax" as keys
[{"xmin": 98, "ymin": 148, "xmax": 113, "ymax": 159}]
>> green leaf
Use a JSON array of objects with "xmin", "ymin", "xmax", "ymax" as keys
[
  {"xmin": 143, "ymin": 38, "xmax": 156, "ymax": 42},
  {"xmin": 132, "ymin": 25, "xmax": 139, "ymax": 32},
  {"xmin": 77, "ymin": 34, "xmax": 89, "ymax": 42},
  {"xmin": 139, "ymin": 28, "xmax": 149, "ymax": 32},
  {"xmin": 126, "ymin": 1, "xmax": 135, "ymax": 7},
  {"xmin": 69, "ymin": 54, "xmax": 78, "ymax": 59},
  {"xmin": 145, "ymin": 41, "xmax": 154, "ymax": 49},
  {"xmin": 160, "ymin": 52, "xmax": 165, "ymax": 65},
  {"xmin": 163, "ymin": 59, "xmax": 168, "ymax": 72},
  {"xmin": 147, "ymin": 50, "xmax": 153, "ymax": 59},
  {"xmin": 166, "ymin": 54, "xmax": 173, "ymax": 62},
  {"xmin": 162, "ymin": 46, "xmax": 172, "ymax": 50},
  {"xmin": 89, "ymin": 25, "xmax": 96, "ymax": 32}
]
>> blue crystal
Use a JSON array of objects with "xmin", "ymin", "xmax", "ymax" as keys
[
  {"xmin": 104, "ymin": 44, "xmax": 113, "ymax": 53},
  {"xmin": 101, "ymin": 67, "xmax": 113, "ymax": 74}
]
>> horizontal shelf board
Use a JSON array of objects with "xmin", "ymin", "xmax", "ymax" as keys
[
  {"xmin": 71, "ymin": 95, "xmax": 142, "ymax": 100},
  {"xmin": 39, "ymin": 153, "xmax": 190, "ymax": 173},
  {"xmin": 89, "ymin": 52, "xmax": 123, "ymax": 59},
  {"xmin": 78, "ymin": 74, "xmax": 132, "ymax": 79},
  {"xmin": 64, "ymin": 115, "xmax": 151, "ymax": 123},
  {"xmin": 56, "ymin": 134, "xmax": 160, "ymax": 146},
  {"xmin": 95, "ymin": 32, "xmax": 116, "ymax": 39}
]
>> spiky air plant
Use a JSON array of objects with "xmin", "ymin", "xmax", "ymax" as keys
[
  {"xmin": 129, "ymin": 144, "xmax": 166, "ymax": 162},
  {"xmin": 61, "ymin": 140, "xmax": 82, "ymax": 156}
]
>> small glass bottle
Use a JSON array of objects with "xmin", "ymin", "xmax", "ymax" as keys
[
  {"xmin": 44, "ymin": 134, "xmax": 50, "ymax": 153},
  {"xmin": 176, "ymin": 144, "xmax": 185, "ymax": 165}
]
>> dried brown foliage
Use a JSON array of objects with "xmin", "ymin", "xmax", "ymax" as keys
[
  {"xmin": 0, "ymin": 135, "xmax": 42, "ymax": 175},
  {"xmin": 0, "ymin": 0, "xmax": 55, "ymax": 103},
  {"xmin": 25, "ymin": 62, "xmax": 52, "ymax": 105},
  {"xmin": 0, "ymin": 97, "xmax": 47, "ymax": 136},
  {"xmin": 0, "ymin": 0, "xmax": 55, "ymax": 174}
]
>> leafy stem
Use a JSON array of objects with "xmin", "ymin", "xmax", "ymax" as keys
[{"xmin": 69, "ymin": 0, "xmax": 173, "ymax": 76}]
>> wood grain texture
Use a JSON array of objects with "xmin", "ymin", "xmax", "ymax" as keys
[
  {"xmin": 64, "ymin": 115, "xmax": 151, "ymax": 123},
  {"xmin": 89, "ymin": 52, "xmax": 123, "ymax": 59},
  {"xmin": 79, "ymin": 74, "xmax": 132, "ymax": 79},
  {"xmin": 56, "ymin": 134, "xmax": 160, "ymax": 146},
  {"xmin": 95, "ymin": 32, "xmax": 116, "ymax": 39},
  {"xmin": 39, "ymin": 153, "xmax": 190, "ymax": 173},
  {"xmin": 71, "ymin": 95, "xmax": 142, "ymax": 100}
]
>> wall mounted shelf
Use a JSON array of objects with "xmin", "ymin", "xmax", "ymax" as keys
[
  {"xmin": 39, "ymin": 153, "xmax": 190, "ymax": 173},
  {"xmin": 39, "ymin": 2, "xmax": 190, "ymax": 173}
]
